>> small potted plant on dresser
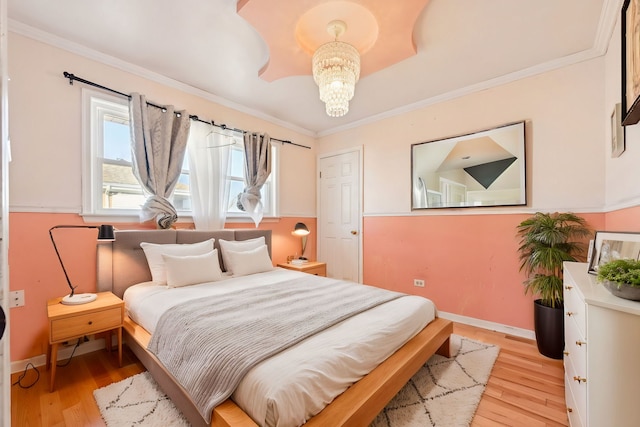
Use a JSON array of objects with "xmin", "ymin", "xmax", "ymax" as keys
[
  {"xmin": 516, "ymin": 212, "xmax": 591, "ymax": 359},
  {"xmin": 596, "ymin": 259, "xmax": 640, "ymax": 301}
]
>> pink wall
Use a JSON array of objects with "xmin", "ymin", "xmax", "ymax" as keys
[
  {"xmin": 362, "ymin": 212, "xmax": 605, "ymax": 330},
  {"xmin": 8, "ymin": 212, "xmax": 316, "ymax": 361},
  {"xmin": 10, "ymin": 206, "xmax": 637, "ymax": 362},
  {"xmin": 605, "ymin": 206, "xmax": 640, "ymax": 231}
]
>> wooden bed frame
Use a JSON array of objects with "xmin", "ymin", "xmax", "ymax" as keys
[{"xmin": 98, "ymin": 229, "xmax": 453, "ymax": 427}]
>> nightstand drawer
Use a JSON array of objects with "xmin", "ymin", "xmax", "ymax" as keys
[
  {"xmin": 303, "ymin": 265, "xmax": 326, "ymax": 276},
  {"xmin": 50, "ymin": 307, "xmax": 122, "ymax": 342}
]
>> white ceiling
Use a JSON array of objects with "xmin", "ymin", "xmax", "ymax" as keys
[{"xmin": 8, "ymin": 0, "xmax": 613, "ymax": 136}]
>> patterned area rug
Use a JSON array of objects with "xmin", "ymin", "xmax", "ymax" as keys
[{"xmin": 94, "ymin": 334, "xmax": 498, "ymax": 427}]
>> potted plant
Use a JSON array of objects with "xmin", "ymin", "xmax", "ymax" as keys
[
  {"xmin": 516, "ymin": 212, "xmax": 590, "ymax": 359},
  {"xmin": 596, "ymin": 258, "xmax": 640, "ymax": 301}
]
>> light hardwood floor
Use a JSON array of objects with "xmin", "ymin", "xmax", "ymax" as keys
[{"xmin": 11, "ymin": 323, "xmax": 568, "ymax": 426}]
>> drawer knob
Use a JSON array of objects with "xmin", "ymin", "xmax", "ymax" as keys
[
  {"xmin": 575, "ymin": 340, "xmax": 586, "ymax": 347},
  {"xmin": 566, "ymin": 311, "xmax": 574, "ymax": 317},
  {"xmin": 573, "ymin": 376, "xmax": 587, "ymax": 384},
  {"xmin": 565, "ymin": 285, "xmax": 573, "ymax": 290},
  {"xmin": 563, "ymin": 351, "xmax": 569, "ymax": 356},
  {"xmin": 567, "ymin": 407, "xmax": 573, "ymax": 413},
  {"xmin": 88, "ymin": 321, "xmax": 93, "ymax": 325}
]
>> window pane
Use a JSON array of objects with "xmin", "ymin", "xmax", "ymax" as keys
[
  {"xmin": 103, "ymin": 120, "xmax": 131, "ymax": 161},
  {"xmin": 229, "ymin": 148, "xmax": 244, "ymax": 177}
]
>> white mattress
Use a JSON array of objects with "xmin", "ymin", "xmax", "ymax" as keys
[{"xmin": 123, "ymin": 268, "xmax": 436, "ymax": 427}]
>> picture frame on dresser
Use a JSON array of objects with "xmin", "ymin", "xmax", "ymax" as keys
[
  {"xmin": 621, "ymin": 0, "xmax": 640, "ymax": 125},
  {"xmin": 587, "ymin": 231, "xmax": 640, "ymax": 275}
]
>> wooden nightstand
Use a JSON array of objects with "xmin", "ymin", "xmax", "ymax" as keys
[
  {"xmin": 46, "ymin": 291, "xmax": 124, "ymax": 391},
  {"xmin": 277, "ymin": 261, "xmax": 327, "ymax": 277}
]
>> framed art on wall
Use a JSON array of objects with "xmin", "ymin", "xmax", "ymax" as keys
[
  {"xmin": 611, "ymin": 103, "xmax": 625, "ymax": 157},
  {"xmin": 587, "ymin": 231, "xmax": 640, "ymax": 275},
  {"xmin": 621, "ymin": 0, "xmax": 640, "ymax": 125}
]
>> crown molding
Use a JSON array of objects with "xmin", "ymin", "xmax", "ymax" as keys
[{"xmin": 8, "ymin": 19, "xmax": 316, "ymax": 138}]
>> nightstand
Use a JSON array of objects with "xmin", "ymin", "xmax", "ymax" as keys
[
  {"xmin": 277, "ymin": 261, "xmax": 327, "ymax": 277},
  {"xmin": 46, "ymin": 291, "xmax": 124, "ymax": 391}
]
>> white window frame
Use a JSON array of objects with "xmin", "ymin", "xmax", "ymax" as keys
[{"xmin": 82, "ymin": 88, "xmax": 279, "ymax": 222}]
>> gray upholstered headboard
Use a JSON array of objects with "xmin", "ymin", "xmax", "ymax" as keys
[{"xmin": 97, "ymin": 229, "xmax": 272, "ymax": 298}]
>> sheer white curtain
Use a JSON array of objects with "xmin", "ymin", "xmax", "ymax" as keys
[
  {"xmin": 129, "ymin": 93, "xmax": 190, "ymax": 229},
  {"xmin": 187, "ymin": 120, "xmax": 232, "ymax": 230}
]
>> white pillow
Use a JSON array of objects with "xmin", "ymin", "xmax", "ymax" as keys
[
  {"xmin": 224, "ymin": 244, "xmax": 273, "ymax": 277},
  {"xmin": 140, "ymin": 239, "xmax": 215, "ymax": 284},
  {"xmin": 162, "ymin": 250, "xmax": 223, "ymax": 288},
  {"xmin": 218, "ymin": 236, "xmax": 266, "ymax": 274}
]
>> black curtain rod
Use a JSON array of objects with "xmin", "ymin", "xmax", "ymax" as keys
[{"xmin": 63, "ymin": 71, "xmax": 311, "ymax": 149}]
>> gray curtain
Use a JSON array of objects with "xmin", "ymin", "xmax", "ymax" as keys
[
  {"xmin": 129, "ymin": 93, "xmax": 190, "ymax": 229},
  {"xmin": 237, "ymin": 132, "xmax": 271, "ymax": 227}
]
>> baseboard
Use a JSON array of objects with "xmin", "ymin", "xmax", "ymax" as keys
[
  {"xmin": 438, "ymin": 311, "xmax": 536, "ymax": 340},
  {"xmin": 11, "ymin": 337, "xmax": 108, "ymax": 374}
]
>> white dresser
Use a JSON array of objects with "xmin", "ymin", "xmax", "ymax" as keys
[{"xmin": 563, "ymin": 262, "xmax": 640, "ymax": 427}]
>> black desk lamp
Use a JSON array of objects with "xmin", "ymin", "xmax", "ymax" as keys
[
  {"xmin": 49, "ymin": 225, "xmax": 115, "ymax": 305},
  {"xmin": 292, "ymin": 222, "xmax": 310, "ymax": 260}
]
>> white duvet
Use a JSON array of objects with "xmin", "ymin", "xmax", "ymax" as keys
[{"xmin": 123, "ymin": 268, "xmax": 436, "ymax": 427}]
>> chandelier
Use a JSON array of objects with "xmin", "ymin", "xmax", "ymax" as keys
[{"xmin": 312, "ymin": 20, "xmax": 361, "ymax": 117}]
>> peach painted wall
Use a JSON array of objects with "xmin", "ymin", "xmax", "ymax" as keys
[
  {"xmin": 9, "ymin": 213, "xmax": 315, "ymax": 361},
  {"xmin": 362, "ymin": 213, "xmax": 605, "ymax": 330},
  {"xmin": 604, "ymin": 206, "xmax": 640, "ymax": 231}
]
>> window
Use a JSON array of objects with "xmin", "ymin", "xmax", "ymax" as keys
[
  {"xmin": 226, "ymin": 144, "xmax": 277, "ymax": 217},
  {"xmin": 83, "ymin": 89, "xmax": 277, "ymax": 220}
]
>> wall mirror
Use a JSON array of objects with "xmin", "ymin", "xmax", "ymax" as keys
[{"xmin": 412, "ymin": 121, "xmax": 526, "ymax": 209}]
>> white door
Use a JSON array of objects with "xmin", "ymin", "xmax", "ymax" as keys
[{"xmin": 318, "ymin": 149, "xmax": 361, "ymax": 282}]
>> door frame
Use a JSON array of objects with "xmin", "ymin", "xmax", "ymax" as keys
[{"xmin": 317, "ymin": 146, "xmax": 364, "ymax": 283}]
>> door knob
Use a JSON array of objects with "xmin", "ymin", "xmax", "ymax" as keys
[{"xmin": 350, "ymin": 230, "xmax": 358, "ymax": 235}]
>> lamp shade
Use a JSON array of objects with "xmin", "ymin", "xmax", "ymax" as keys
[
  {"xmin": 97, "ymin": 224, "xmax": 115, "ymax": 241},
  {"xmin": 292, "ymin": 222, "xmax": 310, "ymax": 236}
]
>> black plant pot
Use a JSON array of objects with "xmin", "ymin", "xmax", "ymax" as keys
[{"xmin": 533, "ymin": 299, "xmax": 564, "ymax": 360}]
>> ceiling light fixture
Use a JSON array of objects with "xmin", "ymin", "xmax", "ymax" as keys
[{"xmin": 312, "ymin": 20, "xmax": 360, "ymax": 118}]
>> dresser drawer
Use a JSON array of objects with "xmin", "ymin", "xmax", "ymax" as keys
[
  {"xmin": 50, "ymin": 307, "xmax": 122, "ymax": 342},
  {"xmin": 564, "ymin": 283, "xmax": 586, "ymax": 338},
  {"xmin": 565, "ymin": 353, "xmax": 587, "ymax": 425},
  {"xmin": 564, "ymin": 316, "xmax": 587, "ymax": 378},
  {"xmin": 565, "ymin": 371, "xmax": 585, "ymax": 427}
]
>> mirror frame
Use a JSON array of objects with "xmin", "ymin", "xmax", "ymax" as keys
[{"xmin": 411, "ymin": 121, "xmax": 527, "ymax": 210}]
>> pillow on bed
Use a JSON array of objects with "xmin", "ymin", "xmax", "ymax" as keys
[
  {"xmin": 218, "ymin": 236, "xmax": 266, "ymax": 274},
  {"xmin": 140, "ymin": 238, "xmax": 215, "ymax": 284},
  {"xmin": 162, "ymin": 250, "xmax": 223, "ymax": 288},
  {"xmin": 224, "ymin": 244, "xmax": 273, "ymax": 277}
]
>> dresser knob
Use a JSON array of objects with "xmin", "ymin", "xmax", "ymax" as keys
[
  {"xmin": 565, "ymin": 285, "xmax": 573, "ymax": 290},
  {"xmin": 573, "ymin": 376, "xmax": 587, "ymax": 384},
  {"xmin": 567, "ymin": 311, "xmax": 574, "ymax": 316},
  {"xmin": 567, "ymin": 407, "xmax": 573, "ymax": 413},
  {"xmin": 575, "ymin": 340, "xmax": 586, "ymax": 347},
  {"xmin": 563, "ymin": 351, "xmax": 569, "ymax": 356},
  {"xmin": 88, "ymin": 321, "xmax": 93, "ymax": 325}
]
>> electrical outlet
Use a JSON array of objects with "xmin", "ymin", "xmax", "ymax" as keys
[
  {"xmin": 10, "ymin": 290, "xmax": 25, "ymax": 307},
  {"xmin": 414, "ymin": 279, "xmax": 425, "ymax": 288}
]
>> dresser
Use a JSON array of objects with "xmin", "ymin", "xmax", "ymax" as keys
[{"xmin": 563, "ymin": 262, "xmax": 640, "ymax": 427}]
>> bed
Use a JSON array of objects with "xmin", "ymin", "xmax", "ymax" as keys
[{"xmin": 97, "ymin": 229, "xmax": 452, "ymax": 427}]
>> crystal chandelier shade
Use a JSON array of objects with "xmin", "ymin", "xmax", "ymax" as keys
[{"xmin": 312, "ymin": 23, "xmax": 361, "ymax": 117}]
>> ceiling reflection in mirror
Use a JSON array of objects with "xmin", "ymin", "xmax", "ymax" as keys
[{"xmin": 412, "ymin": 121, "xmax": 526, "ymax": 209}]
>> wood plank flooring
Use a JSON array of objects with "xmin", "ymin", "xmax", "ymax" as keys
[{"xmin": 11, "ymin": 323, "xmax": 568, "ymax": 426}]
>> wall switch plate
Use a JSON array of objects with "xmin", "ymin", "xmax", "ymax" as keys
[
  {"xmin": 10, "ymin": 290, "xmax": 25, "ymax": 307},
  {"xmin": 414, "ymin": 279, "xmax": 425, "ymax": 287}
]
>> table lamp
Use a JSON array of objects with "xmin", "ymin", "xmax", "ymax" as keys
[
  {"xmin": 292, "ymin": 222, "xmax": 310, "ymax": 260},
  {"xmin": 49, "ymin": 224, "xmax": 115, "ymax": 305}
]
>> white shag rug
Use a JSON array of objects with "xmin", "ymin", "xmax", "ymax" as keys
[{"xmin": 94, "ymin": 334, "xmax": 499, "ymax": 427}]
